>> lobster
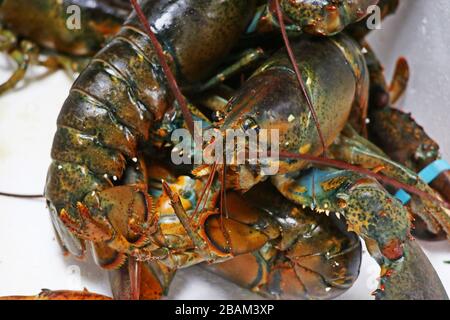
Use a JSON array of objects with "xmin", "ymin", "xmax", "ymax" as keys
[
  {"xmin": 363, "ymin": 47, "xmax": 450, "ymax": 240},
  {"xmin": 190, "ymin": 32, "xmax": 449, "ymax": 299},
  {"xmin": 1, "ymin": 0, "xmax": 448, "ymax": 300},
  {"xmin": 0, "ymin": 0, "xmax": 132, "ymax": 93},
  {"xmin": 43, "ymin": 0, "xmax": 258, "ymax": 299}
]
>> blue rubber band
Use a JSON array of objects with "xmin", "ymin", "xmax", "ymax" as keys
[
  {"xmin": 395, "ymin": 189, "xmax": 412, "ymax": 204},
  {"xmin": 418, "ymin": 159, "xmax": 450, "ymax": 183},
  {"xmin": 395, "ymin": 159, "xmax": 450, "ymax": 204}
]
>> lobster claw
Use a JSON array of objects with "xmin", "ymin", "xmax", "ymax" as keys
[
  {"xmin": 161, "ymin": 180, "xmax": 269, "ymax": 259},
  {"xmin": 205, "ymin": 183, "xmax": 362, "ymax": 299}
]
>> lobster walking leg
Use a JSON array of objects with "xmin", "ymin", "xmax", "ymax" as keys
[
  {"xmin": 0, "ymin": 35, "xmax": 38, "ymax": 94},
  {"xmin": 184, "ymin": 48, "xmax": 266, "ymax": 94}
]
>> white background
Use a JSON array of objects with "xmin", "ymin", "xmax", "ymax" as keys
[{"xmin": 0, "ymin": 0, "xmax": 449, "ymax": 299}]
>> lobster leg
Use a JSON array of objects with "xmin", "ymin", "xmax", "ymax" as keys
[
  {"xmin": 195, "ymin": 93, "xmax": 230, "ymax": 114},
  {"xmin": 38, "ymin": 54, "xmax": 90, "ymax": 76},
  {"xmin": 184, "ymin": 48, "xmax": 266, "ymax": 94},
  {"xmin": 161, "ymin": 180, "xmax": 215, "ymax": 260},
  {"xmin": 0, "ymin": 24, "xmax": 91, "ymax": 96},
  {"xmin": 0, "ymin": 35, "xmax": 38, "ymax": 95},
  {"xmin": 388, "ymin": 58, "xmax": 410, "ymax": 105},
  {"xmin": 0, "ymin": 27, "xmax": 84, "ymax": 94}
]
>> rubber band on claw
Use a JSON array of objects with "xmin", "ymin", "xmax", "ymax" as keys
[{"xmin": 395, "ymin": 159, "xmax": 450, "ymax": 204}]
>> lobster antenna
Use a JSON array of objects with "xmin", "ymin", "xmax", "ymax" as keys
[
  {"xmin": 274, "ymin": 0, "xmax": 328, "ymax": 156},
  {"xmin": 130, "ymin": 0, "xmax": 195, "ymax": 136},
  {"xmin": 190, "ymin": 161, "xmax": 218, "ymax": 223},
  {"xmin": 220, "ymin": 163, "xmax": 229, "ymax": 218},
  {"xmin": 0, "ymin": 192, "xmax": 44, "ymax": 199},
  {"xmin": 128, "ymin": 256, "xmax": 141, "ymax": 300},
  {"xmin": 278, "ymin": 151, "xmax": 450, "ymax": 210}
]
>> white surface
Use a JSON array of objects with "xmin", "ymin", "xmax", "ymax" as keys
[{"xmin": 0, "ymin": 0, "xmax": 449, "ymax": 300}]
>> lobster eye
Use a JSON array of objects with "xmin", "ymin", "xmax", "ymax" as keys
[
  {"xmin": 336, "ymin": 193, "xmax": 349, "ymax": 209},
  {"xmin": 337, "ymin": 198, "xmax": 348, "ymax": 209},
  {"xmin": 242, "ymin": 117, "xmax": 260, "ymax": 133}
]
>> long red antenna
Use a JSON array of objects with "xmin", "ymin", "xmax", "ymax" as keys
[
  {"xmin": 279, "ymin": 151, "xmax": 450, "ymax": 210},
  {"xmin": 190, "ymin": 161, "xmax": 218, "ymax": 223},
  {"xmin": 274, "ymin": 0, "xmax": 327, "ymax": 156},
  {"xmin": 130, "ymin": 0, "xmax": 195, "ymax": 136},
  {"xmin": 128, "ymin": 256, "xmax": 141, "ymax": 300}
]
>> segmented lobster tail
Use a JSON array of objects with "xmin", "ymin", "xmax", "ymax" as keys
[{"xmin": 44, "ymin": 0, "xmax": 258, "ymax": 270}]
